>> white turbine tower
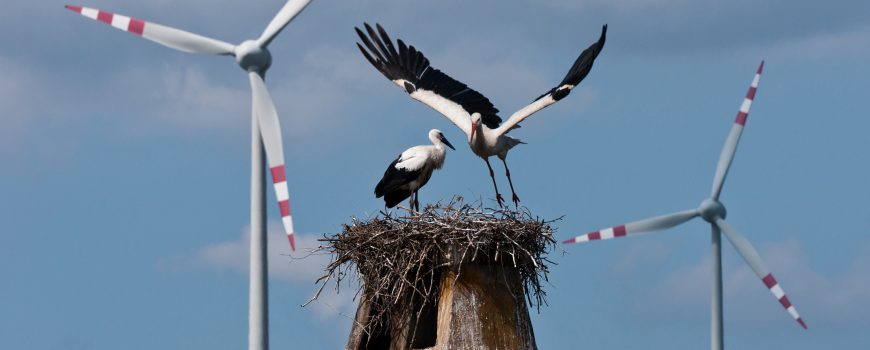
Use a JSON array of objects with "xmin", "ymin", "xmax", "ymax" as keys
[
  {"xmin": 564, "ymin": 62, "xmax": 806, "ymax": 349},
  {"xmin": 65, "ymin": 1, "xmax": 312, "ymax": 349}
]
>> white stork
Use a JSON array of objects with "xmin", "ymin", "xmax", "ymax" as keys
[
  {"xmin": 375, "ymin": 129, "xmax": 456, "ymax": 211},
  {"xmin": 356, "ymin": 23, "xmax": 606, "ymax": 207}
]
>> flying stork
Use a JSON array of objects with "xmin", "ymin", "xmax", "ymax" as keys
[
  {"xmin": 356, "ymin": 23, "xmax": 606, "ymax": 207},
  {"xmin": 375, "ymin": 129, "xmax": 456, "ymax": 211}
]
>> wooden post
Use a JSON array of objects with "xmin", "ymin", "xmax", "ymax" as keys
[
  {"xmin": 346, "ymin": 245, "xmax": 537, "ymax": 350},
  {"xmin": 430, "ymin": 262, "xmax": 537, "ymax": 349}
]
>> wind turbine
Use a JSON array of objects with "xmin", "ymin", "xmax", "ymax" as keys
[
  {"xmin": 563, "ymin": 61, "xmax": 806, "ymax": 349},
  {"xmin": 65, "ymin": 1, "xmax": 312, "ymax": 349}
]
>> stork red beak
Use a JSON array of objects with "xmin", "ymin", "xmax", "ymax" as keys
[{"xmin": 470, "ymin": 122, "xmax": 478, "ymax": 141}]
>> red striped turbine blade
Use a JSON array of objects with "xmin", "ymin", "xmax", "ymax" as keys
[
  {"xmin": 563, "ymin": 225, "xmax": 627, "ymax": 244},
  {"xmin": 735, "ymin": 61, "xmax": 764, "ymax": 126},
  {"xmin": 270, "ymin": 166, "xmax": 296, "ymax": 251},
  {"xmin": 715, "ymin": 218, "xmax": 806, "ymax": 329},
  {"xmin": 710, "ymin": 61, "xmax": 764, "ymax": 200},
  {"xmin": 564, "ymin": 209, "xmax": 698, "ymax": 244},
  {"xmin": 65, "ymin": 5, "xmax": 146, "ymax": 36},
  {"xmin": 763, "ymin": 274, "xmax": 807, "ymax": 329},
  {"xmin": 250, "ymin": 72, "xmax": 295, "ymax": 251},
  {"xmin": 64, "ymin": 4, "xmax": 235, "ymax": 55}
]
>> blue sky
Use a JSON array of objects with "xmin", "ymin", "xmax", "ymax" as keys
[{"xmin": 2, "ymin": 0, "xmax": 869, "ymax": 348}]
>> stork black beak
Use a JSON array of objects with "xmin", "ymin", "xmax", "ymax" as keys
[{"xmin": 441, "ymin": 135, "xmax": 456, "ymax": 150}]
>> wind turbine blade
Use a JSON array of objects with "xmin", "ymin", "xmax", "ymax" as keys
[
  {"xmin": 563, "ymin": 209, "xmax": 698, "ymax": 244},
  {"xmin": 257, "ymin": 0, "xmax": 312, "ymax": 48},
  {"xmin": 249, "ymin": 71, "xmax": 296, "ymax": 251},
  {"xmin": 65, "ymin": 5, "xmax": 235, "ymax": 55},
  {"xmin": 710, "ymin": 61, "xmax": 764, "ymax": 200},
  {"xmin": 714, "ymin": 218, "xmax": 807, "ymax": 329}
]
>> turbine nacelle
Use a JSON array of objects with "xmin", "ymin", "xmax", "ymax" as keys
[
  {"xmin": 698, "ymin": 198, "xmax": 726, "ymax": 223},
  {"xmin": 564, "ymin": 62, "xmax": 806, "ymax": 331},
  {"xmin": 235, "ymin": 40, "xmax": 272, "ymax": 72},
  {"xmin": 66, "ymin": 3, "xmax": 312, "ymax": 349},
  {"xmin": 63, "ymin": 3, "xmax": 306, "ymax": 252}
]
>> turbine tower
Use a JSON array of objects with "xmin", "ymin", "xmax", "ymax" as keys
[
  {"xmin": 564, "ymin": 61, "xmax": 806, "ymax": 349},
  {"xmin": 65, "ymin": 2, "xmax": 313, "ymax": 349}
]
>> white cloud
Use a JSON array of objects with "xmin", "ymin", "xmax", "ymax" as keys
[
  {"xmin": 194, "ymin": 222, "xmax": 357, "ymax": 320},
  {"xmin": 642, "ymin": 253, "xmax": 714, "ymax": 318},
  {"xmin": 634, "ymin": 238, "xmax": 870, "ymax": 327},
  {"xmin": 610, "ymin": 239, "xmax": 675, "ymax": 275},
  {"xmin": 762, "ymin": 24, "xmax": 870, "ymax": 61},
  {"xmin": 0, "ymin": 55, "xmax": 80, "ymax": 160},
  {"xmin": 0, "ymin": 56, "xmax": 34, "ymax": 153},
  {"xmin": 143, "ymin": 64, "xmax": 249, "ymax": 130},
  {"xmin": 197, "ymin": 223, "xmax": 330, "ymax": 284},
  {"xmin": 103, "ymin": 42, "xmax": 381, "ymax": 147}
]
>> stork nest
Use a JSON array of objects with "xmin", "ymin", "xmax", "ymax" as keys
[{"xmin": 312, "ymin": 197, "xmax": 558, "ymax": 336}]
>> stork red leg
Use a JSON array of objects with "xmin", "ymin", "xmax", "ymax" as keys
[
  {"xmin": 484, "ymin": 158, "xmax": 505, "ymax": 208},
  {"xmin": 501, "ymin": 158, "xmax": 520, "ymax": 207}
]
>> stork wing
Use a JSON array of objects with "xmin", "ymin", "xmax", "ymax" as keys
[
  {"xmin": 375, "ymin": 151, "xmax": 425, "ymax": 197},
  {"xmin": 495, "ymin": 24, "xmax": 606, "ymax": 136},
  {"xmin": 355, "ymin": 23, "xmax": 501, "ymax": 136}
]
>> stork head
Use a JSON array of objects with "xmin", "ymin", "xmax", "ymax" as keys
[
  {"xmin": 469, "ymin": 113, "xmax": 482, "ymax": 142},
  {"xmin": 429, "ymin": 129, "xmax": 455, "ymax": 150}
]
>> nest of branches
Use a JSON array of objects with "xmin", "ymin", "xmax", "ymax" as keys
[{"xmin": 313, "ymin": 198, "xmax": 558, "ymax": 338}]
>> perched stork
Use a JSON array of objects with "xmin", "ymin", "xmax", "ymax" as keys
[
  {"xmin": 356, "ymin": 23, "xmax": 606, "ymax": 207},
  {"xmin": 375, "ymin": 129, "xmax": 456, "ymax": 211}
]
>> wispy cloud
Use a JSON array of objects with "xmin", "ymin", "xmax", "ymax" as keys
[
  {"xmin": 0, "ymin": 56, "xmax": 35, "ymax": 154},
  {"xmin": 610, "ymin": 239, "xmax": 676, "ymax": 275},
  {"xmin": 761, "ymin": 24, "xmax": 870, "ymax": 61},
  {"xmin": 536, "ymin": 0, "xmax": 693, "ymax": 13},
  {"xmin": 106, "ymin": 42, "xmax": 384, "ymax": 144},
  {"xmin": 196, "ymin": 223, "xmax": 329, "ymax": 284},
  {"xmin": 0, "ymin": 55, "xmax": 84, "ymax": 164},
  {"xmin": 193, "ymin": 222, "xmax": 357, "ymax": 320},
  {"xmin": 530, "ymin": 0, "xmax": 870, "ymax": 58},
  {"xmin": 138, "ymin": 64, "xmax": 249, "ymax": 131},
  {"xmin": 631, "ymin": 238, "xmax": 870, "ymax": 327}
]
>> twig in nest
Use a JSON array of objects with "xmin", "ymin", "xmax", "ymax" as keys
[{"xmin": 312, "ymin": 197, "xmax": 558, "ymax": 338}]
